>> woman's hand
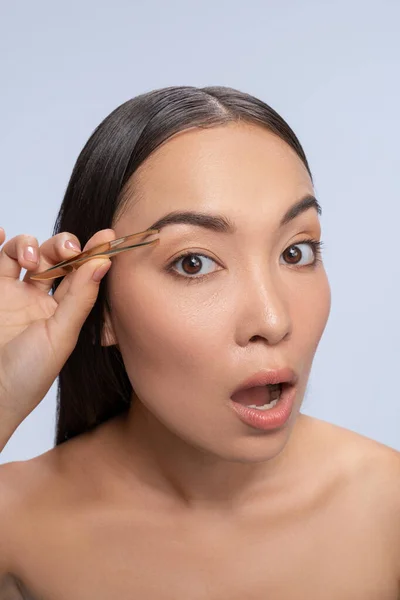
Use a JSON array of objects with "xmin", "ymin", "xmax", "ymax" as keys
[{"xmin": 0, "ymin": 226, "xmax": 115, "ymax": 452}]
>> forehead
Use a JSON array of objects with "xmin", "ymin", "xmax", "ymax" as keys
[{"xmin": 119, "ymin": 123, "xmax": 313, "ymax": 227}]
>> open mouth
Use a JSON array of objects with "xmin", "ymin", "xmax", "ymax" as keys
[{"xmin": 231, "ymin": 383, "xmax": 283, "ymax": 411}]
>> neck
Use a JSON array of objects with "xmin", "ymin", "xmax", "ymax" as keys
[{"xmin": 102, "ymin": 400, "xmax": 309, "ymax": 514}]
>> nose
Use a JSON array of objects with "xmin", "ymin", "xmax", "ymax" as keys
[{"xmin": 235, "ymin": 270, "xmax": 292, "ymax": 347}]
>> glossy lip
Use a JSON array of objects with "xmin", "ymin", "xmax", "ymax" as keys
[
  {"xmin": 229, "ymin": 382, "xmax": 297, "ymax": 431},
  {"xmin": 230, "ymin": 367, "xmax": 298, "ymax": 397}
]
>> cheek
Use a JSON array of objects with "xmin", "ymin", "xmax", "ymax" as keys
[
  {"xmin": 291, "ymin": 271, "xmax": 331, "ymax": 363},
  {"xmin": 109, "ymin": 268, "xmax": 331, "ymax": 396},
  {"xmin": 110, "ymin": 280, "xmax": 226, "ymax": 384}
]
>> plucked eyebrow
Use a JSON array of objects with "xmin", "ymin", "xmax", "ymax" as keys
[{"xmin": 146, "ymin": 194, "xmax": 321, "ymax": 235}]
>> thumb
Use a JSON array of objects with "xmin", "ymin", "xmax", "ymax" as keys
[{"xmin": 50, "ymin": 258, "xmax": 111, "ymax": 348}]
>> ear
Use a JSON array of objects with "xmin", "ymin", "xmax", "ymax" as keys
[{"xmin": 100, "ymin": 310, "xmax": 119, "ymax": 347}]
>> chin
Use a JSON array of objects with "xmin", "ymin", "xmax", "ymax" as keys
[
  {"xmin": 229, "ymin": 432, "xmax": 293, "ymax": 464},
  {"xmin": 198, "ymin": 414, "xmax": 299, "ymax": 465}
]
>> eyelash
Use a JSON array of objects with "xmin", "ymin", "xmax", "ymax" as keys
[{"xmin": 166, "ymin": 239, "xmax": 324, "ymax": 285}]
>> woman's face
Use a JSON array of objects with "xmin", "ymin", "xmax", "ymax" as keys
[{"xmin": 105, "ymin": 123, "xmax": 331, "ymax": 462}]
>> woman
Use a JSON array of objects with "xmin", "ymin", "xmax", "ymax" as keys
[{"xmin": 0, "ymin": 86, "xmax": 399, "ymax": 599}]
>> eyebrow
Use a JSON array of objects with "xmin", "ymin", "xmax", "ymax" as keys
[{"xmin": 146, "ymin": 194, "xmax": 321, "ymax": 235}]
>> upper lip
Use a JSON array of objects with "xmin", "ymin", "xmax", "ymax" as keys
[{"xmin": 231, "ymin": 367, "xmax": 297, "ymax": 397}]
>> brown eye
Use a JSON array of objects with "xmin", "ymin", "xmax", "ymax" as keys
[
  {"xmin": 168, "ymin": 252, "xmax": 220, "ymax": 280},
  {"xmin": 283, "ymin": 245, "xmax": 302, "ymax": 264},
  {"xmin": 281, "ymin": 243, "xmax": 316, "ymax": 266},
  {"xmin": 181, "ymin": 254, "xmax": 202, "ymax": 275}
]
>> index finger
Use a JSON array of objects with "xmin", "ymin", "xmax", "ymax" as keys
[{"xmin": 24, "ymin": 229, "xmax": 117, "ymax": 291}]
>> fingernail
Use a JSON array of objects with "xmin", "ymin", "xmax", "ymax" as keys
[
  {"xmin": 64, "ymin": 240, "xmax": 81, "ymax": 252},
  {"xmin": 24, "ymin": 245, "xmax": 38, "ymax": 263}
]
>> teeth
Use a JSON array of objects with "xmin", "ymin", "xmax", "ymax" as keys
[{"xmin": 247, "ymin": 397, "xmax": 279, "ymax": 411}]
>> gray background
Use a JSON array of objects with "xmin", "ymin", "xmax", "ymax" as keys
[{"xmin": 1, "ymin": 0, "xmax": 399, "ymax": 463}]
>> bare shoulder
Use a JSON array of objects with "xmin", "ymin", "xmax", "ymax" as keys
[
  {"xmin": 0, "ymin": 454, "xmax": 66, "ymax": 598},
  {"xmin": 0, "ymin": 458, "xmax": 49, "ymax": 588},
  {"xmin": 0, "ymin": 432, "xmax": 102, "ymax": 511},
  {"xmin": 0, "ymin": 429, "xmax": 116, "ymax": 599},
  {"xmin": 305, "ymin": 415, "xmax": 400, "ymax": 570},
  {"xmin": 305, "ymin": 415, "xmax": 400, "ymax": 492},
  {"xmin": 0, "ymin": 453, "xmax": 60, "ymax": 540},
  {"xmin": 0, "ymin": 434, "xmax": 102, "ymax": 578},
  {"xmin": 0, "ymin": 423, "xmax": 116, "ymax": 529},
  {"xmin": 0, "ymin": 461, "xmax": 21, "ymax": 575},
  {"xmin": 299, "ymin": 415, "xmax": 400, "ymax": 522}
]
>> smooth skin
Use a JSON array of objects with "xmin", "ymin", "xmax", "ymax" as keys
[
  {"xmin": 0, "ymin": 123, "xmax": 399, "ymax": 599},
  {"xmin": 0, "ymin": 227, "xmax": 114, "ymax": 450}
]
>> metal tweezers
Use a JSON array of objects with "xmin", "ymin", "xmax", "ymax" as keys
[{"xmin": 29, "ymin": 228, "xmax": 160, "ymax": 281}]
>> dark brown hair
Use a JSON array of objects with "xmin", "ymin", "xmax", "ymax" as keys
[{"xmin": 51, "ymin": 85, "xmax": 313, "ymax": 446}]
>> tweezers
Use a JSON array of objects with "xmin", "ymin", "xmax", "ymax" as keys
[{"xmin": 29, "ymin": 228, "xmax": 160, "ymax": 281}]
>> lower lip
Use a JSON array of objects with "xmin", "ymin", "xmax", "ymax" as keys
[{"xmin": 229, "ymin": 384, "xmax": 296, "ymax": 431}]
